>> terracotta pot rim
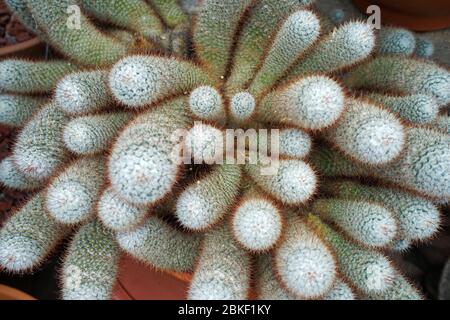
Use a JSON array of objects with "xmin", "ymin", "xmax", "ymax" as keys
[
  {"xmin": 0, "ymin": 37, "xmax": 42, "ymax": 57},
  {"xmin": 0, "ymin": 284, "xmax": 36, "ymax": 300}
]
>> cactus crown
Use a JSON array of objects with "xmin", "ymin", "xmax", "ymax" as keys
[{"xmin": 0, "ymin": 0, "xmax": 449, "ymax": 300}]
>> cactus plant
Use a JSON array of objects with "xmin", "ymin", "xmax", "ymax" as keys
[{"xmin": 0, "ymin": 0, "xmax": 449, "ymax": 300}]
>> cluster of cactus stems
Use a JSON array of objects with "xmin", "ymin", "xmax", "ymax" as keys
[{"xmin": 0, "ymin": 0, "xmax": 449, "ymax": 300}]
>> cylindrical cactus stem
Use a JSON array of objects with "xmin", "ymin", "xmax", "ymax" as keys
[
  {"xmin": 61, "ymin": 220, "xmax": 119, "ymax": 300},
  {"xmin": 312, "ymin": 198, "xmax": 398, "ymax": 248},
  {"xmin": 27, "ymin": 0, "xmax": 127, "ymax": 67},
  {"xmin": 0, "ymin": 60, "xmax": 76, "ymax": 94},
  {"xmin": 258, "ymin": 75, "xmax": 345, "ymax": 130},
  {"xmin": 63, "ymin": 113, "xmax": 132, "ymax": 155},
  {"xmin": 245, "ymin": 159, "xmax": 317, "ymax": 205},
  {"xmin": 321, "ymin": 180, "xmax": 441, "ymax": 243},
  {"xmin": 109, "ymin": 55, "xmax": 211, "ymax": 108},
  {"xmin": 176, "ymin": 165, "xmax": 241, "ymax": 231},
  {"xmin": 274, "ymin": 213, "xmax": 337, "ymax": 299},
  {"xmin": 78, "ymin": 0, "xmax": 166, "ymax": 45},
  {"xmin": 248, "ymin": 9, "xmax": 321, "ymax": 97},
  {"xmin": 188, "ymin": 223, "xmax": 251, "ymax": 300},
  {"xmin": 0, "ymin": 156, "xmax": 41, "ymax": 191},
  {"xmin": 150, "ymin": 0, "xmax": 189, "ymax": 28},
  {"xmin": 225, "ymin": 0, "xmax": 311, "ymax": 95},
  {"xmin": 55, "ymin": 71, "xmax": 113, "ymax": 115},
  {"xmin": 325, "ymin": 99, "xmax": 405, "ymax": 165},
  {"xmin": 46, "ymin": 157, "xmax": 105, "ymax": 225},
  {"xmin": 188, "ymin": 86, "xmax": 225, "ymax": 122},
  {"xmin": 108, "ymin": 97, "xmax": 191, "ymax": 206},
  {"xmin": 12, "ymin": 102, "xmax": 69, "ymax": 181},
  {"xmin": 97, "ymin": 187, "xmax": 148, "ymax": 232},
  {"xmin": 366, "ymin": 93, "xmax": 439, "ymax": 125},
  {"xmin": 4, "ymin": 0, "xmax": 45, "ymax": 37},
  {"xmin": 193, "ymin": 0, "xmax": 253, "ymax": 81},
  {"xmin": 309, "ymin": 144, "xmax": 362, "ymax": 177},
  {"xmin": 116, "ymin": 215, "xmax": 202, "ymax": 272},
  {"xmin": 0, "ymin": 94, "xmax": 46, "ymax": 127},
  {"xmin": 323, "ymin": 279, "xmax": 356, "ymax": 300},
  {"xmin": 255, "ymin": 254, "xmax": 294, "ymax": 300},
  {"xmin": 371, "ymin": 127, "xmax": 450, "ymax": 200},
  {"xmin": 378, "ymin": 27, "xmax": 416, "ymax": 56},
  {"xmin": 230, "ymin": 188, "xmax": 283, "ymax": 252},
  {"xmin": 308, "ymin": 214, "xmax": 396, "ymax": 296},
  {"xmin": 286, "ymin": 21, "xmax": 376, "ymax": 79},
  {"xmin": 433, "ymin": 115, "xmax": 450, "ymax": 135},
  {"xmin": 229, "ymin": 92, "xmax": 256, "ymax": 124},
  {"xmin": 0, "ymin": 193, "xmax": 67, "ymax": 272},
  {"xmin": 276, "ymin": 128, "xmax": 312, "ymax": 159},
  {"xmin": 415, "ymin": 37, "xmax": 434, "ymax": 58},
  {"xmin": 344, "ymin": 56, "xmax": 450, "ymax": 106},
  {"xmin": 367, "ymin": 274, "xmax": 423, "ymax": 300}
]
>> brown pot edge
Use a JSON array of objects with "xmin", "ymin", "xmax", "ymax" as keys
[{"xmin": 0, "ymin": 284, "xmax": 36, "ymax": 300}]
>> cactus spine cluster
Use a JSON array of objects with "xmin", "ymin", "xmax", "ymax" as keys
[{"xmin": 0, "ymin": 0, "xmax": 449, "ymax": 300}]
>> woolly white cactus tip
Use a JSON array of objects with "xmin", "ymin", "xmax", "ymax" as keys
[
  {"xmin": 230, "ymin": 92, "xmax": 255, "ymax": 122},
  {"xmin": 248, "ymin": 159, "xmax": 317, "ymax": 205},
  {"xmin": 189, "ymin": 86, "xmax": 224, "ymax": 121},
  {"xmin": 185, "ymin": 122, "xmax": 224, "ymax": 164},
  {"xmin": 362, "ymin": 256, "xmax": 396, "ymax": 293},
  {"xmin": 281, "ymin": 76, "xmax": 345, "ymax": 130},
  {"xmin": 231, "ymin": 198, "xmax": 282, "ymax": 251},
  {"xmin": 55, "ymin": 74, "xmax": 97, "ymax": 114},
  {"xmin": 415, "ymin": 38, "xmax": 434, "ymax": 58},
  {"xmin": 379, "ymin": 27, "xmax": 416, "ymax": 56},
  {"xmin": 275, "ymin": 220, "xmax": 336, "ymax": 298},
  {"xmin": 0, "ymin": 237, "xmax": 42, "ymax": 272}
]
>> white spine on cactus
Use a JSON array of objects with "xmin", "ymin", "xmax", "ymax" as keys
[
  {"xmin": 108, "ymin": 55, "xmax": 210, "ymax": 108},
  {"xmin": 108, "ymin": 98, "xmax": 190, "ymax": 205},
  {"xmin": 415, "ymin": 37, "xmax": 434, "ymax": 58},
  {"xmin": 323, "ymin": 279, "xmax": 356, "ymax": 300},
  {"xmin": 366, "ymin": 93, "xmax": 439, "ymax": 125},
  {"xmin": 97, "ymin": 187, "xmax": 148, "ymax": 232},
  {"xmin": 46, "ymin": 157, "xmax": 105, "ymax": 225},
  {"xmin": 345, "ymin": 56, "xmax": 450, "ymax": 106},
  {"xmin": 62, "ymin": 220, "xmax": 119, "ymax": 300},
  {"xmin": 275, "ymin": 214, "xmax": 336, "ymax": 298},
  {"xmin": 230, "ymin": 92, "xmax": 256, "ymax": 123},
  {"xmin": 246, "ymin": 159, "xmax": 317, "ymax": 205},
  {"xmin": 313, "ymin": 199, "xmax": 398, "ymax": 248},
  {"xmin": 0, "ymin": 193, "xmax": 66, "ymax": 272},
  {"xmin": 231, "ymin": 197, "xmax": 282, "ymax": 252},
  {"xmin": 287, "ymin": 21, "xmax": 376, "ymax": 77},
  {"xmin": 368, "ymin": 274, "xmax": 423, "ymax": 300},
  {"xmin": 189, "ymin": 86, "xmax": 225, "ymax": 122},
  {"xmin": 378, "ymin": 27, "xmax": 416, "ymax": 56},
  {"xmin": 248, "ymin": 9, "xmax": 321, "ymax": 96},
  {"xmin": 309, "ymin": 215, "xmax": 396, "ymax": 295},
  {"xmin": 184, "ymin": 122, "xmax": 224, "ymax": 164},
  {"xmin": 12, "ymin": 102, "xmax": 68, "ymax": 180},
  {"xmin": 259, "ymin": 76, "xmax": 345, "ymax": 130},
  {"xmin": 0, "ymin": 156, "xmax": 41, "ymax": 190},
  {"xmin": 63, "ymin": 113, "xmax": 132, "ymax": 155},
  {"xmin": 116, "ymin": 215, "xmax": 202, "ymax": 272},
  {"xmin": 0, "ymin": 94, "xmax": 46, "ymax": 127},
  {"xmin": 176, "ymin": 165, "xmax": 241, "ymax": 231},
  {"xmin": 278, "ymin": 128, "xmax": 312, "ymax": 159},
  {"xmin": 322, "ymin": 180, "xmax": 441, "ymax": 243},
  {"xmin": 326, "ymin": 99, "xmax": 405, "ymax": 165},
  {"xmin": 188, "ymin": 224, "xmax": 251, "ymax": 300},
  {"xmin": 373, "ymin": 127, "xmax": 450, "ymax": 199},
  {"xmin": 55, "ymin": 71, "xmax": 111, "ymax": 115}
]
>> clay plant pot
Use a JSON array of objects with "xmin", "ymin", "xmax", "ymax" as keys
[
  {"xmin": 353, "ymin": 0, "xmax": 450, "ymax": 31},
  {"xmin": 0, "ymin": 284, "xmax": 35, "ymax": 300},
  {"xmin": 112, "ymin": 255, "xmax": 191, "ymax": 300},
  {"xmin": 0, "ymin": 37, "xmax": 46, "ymax": 59}
]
